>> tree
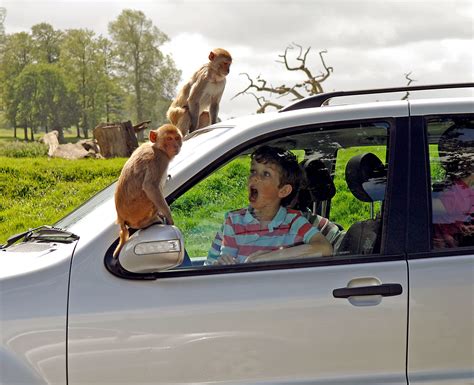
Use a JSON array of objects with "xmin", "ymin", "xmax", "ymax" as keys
[
  {"xmin": 234, "ymin": 43, "xmax": 333, "ymax": 113},
  {"xmin": 60, "ymin": 29, "xmax": 102, "ymax": 138},
  {"xmin": 31, "ymin": 23, "xmax": 62, "ymax": 64},
  {"xmin": 108, "ymin": 9, "xmax": 180, "ymax": 136},
  {"xmin": 0, "ymin": 32, "xmax": 34, "ymax": 138},
  {"xmin": 96, "ymin": 36, "xmax": 125, "ymax": 124},
  {"xmin": 0, "ymin": 7, "xmax": 6, "ymax": 49},
  {"xmin": 13, "ymin": 63, "xmax": 78, "ymax": 141}
]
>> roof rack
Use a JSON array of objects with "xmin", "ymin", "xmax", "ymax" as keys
[{"xmin": 279, "ymin": 82, "xmax": 474, "ymax": 112}]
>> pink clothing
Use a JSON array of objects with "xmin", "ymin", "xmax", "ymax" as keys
[{"xmin": 433, "ymin": 179, "xmax": 473, "ymax": 248}]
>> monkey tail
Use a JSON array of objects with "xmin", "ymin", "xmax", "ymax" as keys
[
  {"xmin": 113, "ymin": 217, "xmax": 129, "ymax": 258},
  {"xmin": 167, "ymin": 106, "xmax": 191, "ymax": 136},
  {"xmin": 166, "ymin": 105, "xmax": 186, "ymax": 126}
]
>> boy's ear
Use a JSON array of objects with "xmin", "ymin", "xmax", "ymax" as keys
[{"xmin": 278, "ymin": 184, "xmax": 293, "ymax": 199}]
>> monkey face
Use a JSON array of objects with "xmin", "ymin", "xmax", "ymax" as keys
[
  {"xmin": 208, "ymin": 49, "xmax": 232, "ymax": 78},
  {"xmin": 162, "ymin": 131, "xmax": 182, "ymax": 158},
  {"xmin": 219, "ymin": 59, "xmax": 232, "ymax": 76},
  {"xmin": 150, "ymin": 124, "xmax": 183, "ymax": 159}
]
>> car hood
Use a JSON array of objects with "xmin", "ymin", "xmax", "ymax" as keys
[{"xmin": 0, "ymin": 240, "xmax": 77, "ymax": 280}]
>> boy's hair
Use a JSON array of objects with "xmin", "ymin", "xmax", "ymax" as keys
[{"xmin": 251, "ymin": 145, "xmax": 303, "ymax": 206}]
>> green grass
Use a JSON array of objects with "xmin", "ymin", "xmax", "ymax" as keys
[
  {"xmin": 331, "ymin": 146, "xmax": 386, "ymax": 229},
  {"xmin": 0, "ymin": 140, "xmax": 49, "ymax": 157},
  {"xmin": 172, "ymin": 146, "xmax": 387, "ymax": 257},
  {"xmin": 0, "ymin": 156, "xmax": 126, "ymax": 244},
  {"xmin": 172, "ymin": 159, "xmax": 249, "ymax": 256},
  {"xmin": 0, "ymin": 127, "xmax": 91, "ymax": 144},
  {"xmin": 0, "ymin": 135, "xmax": 391, "ymax": 257}
]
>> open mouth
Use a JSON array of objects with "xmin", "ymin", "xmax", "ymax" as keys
[{"xmin": 249, "ymin": 187, "xmax": 258, "ymax": 202}]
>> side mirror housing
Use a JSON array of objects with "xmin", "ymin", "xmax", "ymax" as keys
[{"xmin": 118, "ymin": 224, "xmax": 184, "ymax": 273}]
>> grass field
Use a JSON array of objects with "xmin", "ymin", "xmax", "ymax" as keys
[
  {"xmin": 0, "ymin": 128, "xmax": 386, "ymax": 255},
  {"xmin": 0, "ymin": 127, "xmax": 83, "ymax": 143},
  {"xmin": 0, "ymin": 156, "xmax": 126, "ymax": 244}
]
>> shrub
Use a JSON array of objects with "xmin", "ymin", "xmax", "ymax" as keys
[{"xmin": 0, "ymin": 141, "xmax": 48, "ymax": 157}]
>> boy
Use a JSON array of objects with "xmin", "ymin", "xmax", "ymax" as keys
[{"xmin": 206, "ymin": 145, "xmax": 333, "ymax": 265}]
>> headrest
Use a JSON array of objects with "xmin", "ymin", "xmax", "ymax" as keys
[
  {"xmin": 345, "ymin": 153, "xmax": 386, "ymax": 202},
  {"xmin": 301, "ymin": 158, "xmax": 336, "ymax": 201}
]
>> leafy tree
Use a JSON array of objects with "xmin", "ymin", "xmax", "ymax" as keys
[
  {"xmin": 60, "ymin": 29, "xmax": 103, "ymax": 138},
  {"xmin": 13, "ymin": 63, "xmax": 78, "ymax": 141},
  {"xmin": 0, "ymin": 7, "xmax": 6, "ymax": 48},
  {"xmin": 1, "ymin": 32, "xmax": 34, "ymax": 138},
  {"xmin": 96, "ymin": 36, "xmax": 125, "ymax": 123},
  {"xmin": 108, "ymin": 9, "xmax": 180, "ymax": 135},
  {"xmin": 31, "ymin": 23, "xmax": 62, "ymax": 64}
]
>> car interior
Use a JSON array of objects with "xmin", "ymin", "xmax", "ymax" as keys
[{"xmin": 176, "ymin": 122, "xmax": 391, "ymax": 266}]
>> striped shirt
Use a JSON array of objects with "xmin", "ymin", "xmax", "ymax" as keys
[{"xmin": 206, "ymin": 206, "xmax": 319, "ymax": 264}]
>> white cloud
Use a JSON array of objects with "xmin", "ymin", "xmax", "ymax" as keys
[{"xmin": 3, "ymin": 0, "xmax": 473, "ymax": 117}]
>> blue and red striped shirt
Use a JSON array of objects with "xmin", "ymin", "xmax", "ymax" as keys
[{"xmin": 206, "ymin": 206, "xmax": 319, "ymax": 264}]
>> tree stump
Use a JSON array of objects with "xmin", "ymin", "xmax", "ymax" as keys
[
  {"xmin": 92, "ymin": 120, "xmax": 151, "ymax": 158},
  {"xmin": 93, "ymin": 121, "xmax": 140, "ymax": 158}
]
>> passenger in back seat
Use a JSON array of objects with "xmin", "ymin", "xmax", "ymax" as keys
[{"xmin": 432, "ymin": 123, "xmax": 473, "ymax": 248}]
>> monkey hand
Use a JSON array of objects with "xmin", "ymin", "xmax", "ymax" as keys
[{"xmin": 159, "ymin": 213, "xmax": 174, "ymax": 226}]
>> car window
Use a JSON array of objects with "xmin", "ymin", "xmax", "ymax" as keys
[
  {"xmin": 427, "ymin": 115, "xmax": 473, "ymax": 249},
  {"xmin": 171, "ymin": 120, "xmax": 390, "ymax": 267}
]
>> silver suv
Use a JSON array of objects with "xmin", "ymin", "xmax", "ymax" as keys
[{"xmin": 1, "ymin": 83, "xmax": 473, "ymax": 385}]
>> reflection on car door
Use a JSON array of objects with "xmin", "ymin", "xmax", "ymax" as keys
[
  {"xmin": 68, "ymin": 250, "xmax": 408, "ymax": 384},
  {"xmin": 67, "ymin": 114, "xmax": 410, "ymax": 384}
]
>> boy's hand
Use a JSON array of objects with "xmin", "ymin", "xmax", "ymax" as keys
[
  {"xmin": 245, "ymin": 249, "xmax": 273, "ymax": 263},
  {"xmin": 215, "ymin": 254, "xmax": 237, "ymax": 265}
]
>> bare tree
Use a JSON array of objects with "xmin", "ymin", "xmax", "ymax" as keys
[
  {"xmin": 402, "ymin": 72, "xmax": 416, "ymax": 100},
  {"xmin": 233, "ymin": 43, "xmax": 333, "ymax": 113}
]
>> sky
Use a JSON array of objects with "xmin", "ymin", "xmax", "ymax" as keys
[{"xmin": 2, "ymin": 0, "xmax": 473, "ymax": 120}]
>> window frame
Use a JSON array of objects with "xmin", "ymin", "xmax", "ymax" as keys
[
  {"xmin": 106, "ymin": 116, "xmax": 412, "ymax": 280},
  {"xmin": 414, "ymin": 113, "xmax": 474, "ymax": 256}
]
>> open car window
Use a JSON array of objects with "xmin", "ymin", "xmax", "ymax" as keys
[{"xmin": 171, "ymin": 120, "xmax": 390, "ymax": 268}]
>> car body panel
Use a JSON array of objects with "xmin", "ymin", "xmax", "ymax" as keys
[
  {"xmin": 0, "ymin": 242, "xmax": 76, "ymax": 385},
  {"xmin": 1, "ymin": 92, "xmax": 473, "ymax": 385},
  {"xmin": 66, "ymin": 101, "xmax": 411, "ymax": 384},
  {"xmin": 407, "ymin": 255, "xmax": 474, "ymax": 384},
  {"xmin": 68, "ymin": 247, "xmax": 408, "ymax": 384}
]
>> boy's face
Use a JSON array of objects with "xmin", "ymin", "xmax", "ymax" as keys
[{"xmin": 248, "ymin": 159, "xmax": 292, "ymax": 211}]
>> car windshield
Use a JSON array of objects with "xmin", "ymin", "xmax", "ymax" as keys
[{"xmin": 54, "ymin": 125, "xmax": 234, "ymax": 229}]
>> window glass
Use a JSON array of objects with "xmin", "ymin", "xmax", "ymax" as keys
[
  {"xmin": 171, "ymin": 121, "xmax": 390, "ymax": 267},
  {"xmin": 428, "ymin": 116, "xmax": 473, "ymax": 249}
]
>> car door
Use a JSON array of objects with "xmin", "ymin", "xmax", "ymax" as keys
[
  {"xmin": 67, "ymin": 109, "xmax": 410, "ymax": 384},
  {"xmin": 406, "ymin": 103, "xmax": 474, "ymax": 384}
]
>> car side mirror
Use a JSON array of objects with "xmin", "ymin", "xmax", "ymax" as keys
[{"xmin": 118, "ymin": 224, "xmax": 185, "ymax": 273}]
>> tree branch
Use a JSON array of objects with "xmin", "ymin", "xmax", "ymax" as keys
[
  {"xmin": 402, "ymin": 71, "xmax": 416, "ymax": 100},
  {"xmin": 234, "ymin": 43, "xmax": 333, "ymax": 113}
]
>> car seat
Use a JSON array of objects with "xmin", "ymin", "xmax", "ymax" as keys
[
  {"xmin": 295, "ymin": 158, "xmax": 345, "ymax": 248},
  {"xmin": 336, "ymin": 152, "xmax": 387, "ymax": 255},
  {"xmin": 299, "ymin": 158, "xmax": 336, "ymax": 214}
]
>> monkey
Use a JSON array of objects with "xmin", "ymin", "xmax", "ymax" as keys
[
  {"xmin": 113, "ymin": 124, "xmax": 183, "ymax": 258},
  {"xmin": 167, "ymin": 48, "xmax": 232, "ymax": 136}
]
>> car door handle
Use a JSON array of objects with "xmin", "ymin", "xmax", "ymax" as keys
[{"xmin": 333, "ymin": 283, "xmax": 403, "ymax": 298}]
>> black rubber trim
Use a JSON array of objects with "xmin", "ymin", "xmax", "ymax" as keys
[
  {"xmin": 333, "ymin": 283, "xmax": 403, "ymax": 298},
  {"xmin": 280, "ymin": 83, "xmax": 474, "ymax": 111},
  {"xmin": 105, "ymin": 249, "xmax": 406, "ymax": 280},
  {"xmin": 407, "ymin": 248, "xmax": 474, "ymax": 260}
]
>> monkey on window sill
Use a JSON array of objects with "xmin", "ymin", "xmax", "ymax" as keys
[{"xmin": 113, "ymin": 124, "xmax": 183, "ymax": 257}]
